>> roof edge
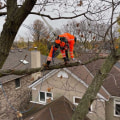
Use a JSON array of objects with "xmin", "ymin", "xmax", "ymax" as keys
[{"xmin": 29, "ymin": 69, "xmax": 60, "ymax": 88}]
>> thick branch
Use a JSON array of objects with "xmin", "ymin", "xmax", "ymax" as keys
[
  {"xmin": 0, "ymin": 0, "xmax": 37, "ymax": 68},
  {"xmin": 0, "ymin": 56, "xmax": 106, "ymax": 78}
]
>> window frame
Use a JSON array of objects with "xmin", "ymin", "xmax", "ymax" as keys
[
  {"xmin": 39, "ymin": 91, "xmax": 53, "ymax": 104},
  {"xmin": 73, "ymin": 96, "xmax": 93, "ymax": 113},
  {"xmin": 39, "ymin": 91, "xmax": 46, "ymax": 104},
  {"xmin": 73, "ymin": 96, "xmax": 81, "ymax": 105},
  {"xmin": 114, "ymin": 100, "xmax": 120, "ymax": 117},
  {"xmin": 15, "ymin": 78, "xmax": 21, "ymax": 89}
]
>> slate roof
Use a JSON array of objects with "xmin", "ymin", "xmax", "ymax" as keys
[
  {"xmin": 0, "ymin": 49, "xmax": 59, "ymax": 84},
  {"xmin": 2, "ymin": 49, "xmax": 31, "ymax": 70},
  {"xmin": 0, "ymin": 49, "xmax": 31, "ymax": 84},
  {"xmin": 24, "ymin": 96, "xmax": 90, "ymax": 120},
  {"xmin": 0, "ymin": 48, "xmax": 62, "ymax": 84}
]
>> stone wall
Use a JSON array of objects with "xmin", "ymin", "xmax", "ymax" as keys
[{"xmin": 0, "ymin": 75, "xmax": 32, "ymax": 120}]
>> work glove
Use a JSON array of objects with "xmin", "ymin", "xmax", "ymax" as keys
[
  {"xmin": 46, "ymin": 61, "xmax": 51, "ymax": 66},
  {"xmin": 44, "ymin": 61, "xmax": 51, "ymax": 68}
]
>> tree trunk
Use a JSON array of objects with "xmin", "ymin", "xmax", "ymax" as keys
[
  {"xmin": 72, "ymin": 54, "xmax": 117, "ymax": 120},
  {"xmin": 0, "ymin": 0, "xmax": 37, "ymax": 69}
]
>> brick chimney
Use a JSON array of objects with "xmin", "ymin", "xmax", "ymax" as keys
[{"xmin": 31, "ymin": 48, "xmax": 42, "ymax": 80}]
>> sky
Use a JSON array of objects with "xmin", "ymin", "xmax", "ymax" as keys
[
  {"xmin": 0, "ymin": 0, "xmax": 87, "ymax": 40},
  {"xmin": 0, "ymin": 0, "xmax": 119, "ymax": 41},
  {"xmin": 0, "ymin": 14, "xmax": 81, "ymax": 42}
]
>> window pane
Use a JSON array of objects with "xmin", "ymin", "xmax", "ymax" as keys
[
  {"xmin": 47, "ymin": 93, "xmax": 52, "ymax": 97},
  {"xmin": 116, "ymin": 104, "xmax": 120, "ymax": 115},
  {"xmin": 40, "ymin": 92, "xmax": 45, "ymax": 102},
  {"xmin": 75, "ymin": 97, "xmax": 91, "ymax": 111},
  {"xmin": 89, "ymin": 107, "xmax": 92, "ymax": 112},
  {"xmin": 75, "ymin": 98, "xmax": 81, "ymax": 103},
  {"xmin": 15, "ymin": 78, "xmax": 20, "ymax": 88}
]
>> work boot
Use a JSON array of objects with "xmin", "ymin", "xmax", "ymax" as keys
[
  {"xmin": 63, "ymin": 57, "xmax": 68, "ymax": 65},
  {"xmin": 66, "ymin": 58, "xmax": 69, "ymax": 61}
]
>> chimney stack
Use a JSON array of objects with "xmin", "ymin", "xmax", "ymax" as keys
[
  {"xmin": 31, "ymin": 48, "xmax": 42, "ymax": 80},
  {"xmin": 31, "ymin": 48, "xmax": 41, "ymax": 68}
]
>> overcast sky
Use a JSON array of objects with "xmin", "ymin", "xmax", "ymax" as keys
[
  {"xmin": 0, "ymin": 0, "xmax": 119, "ymax": 41},
  {"xmin": 0, "ymin": 14, "xmax": 81, "ymax": 42},
  {"xmin": 0, "ymin": 14, "xmax": 76, "ymax": 41},
  {"xmin": 0, "ymin": 0, "xmax": 88, "ymax": 40}
]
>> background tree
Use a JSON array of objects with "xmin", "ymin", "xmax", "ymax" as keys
[
  {"xmin": 32, "ymin": 19, "xmax": 49, "ymax": 42},
  {"xmin": 30, "ymin": 19, "xmax": 50, "ymax": 55},
  {"xmin": 16, "ymin": 37, "xmax": 27, "ymax": 49}
]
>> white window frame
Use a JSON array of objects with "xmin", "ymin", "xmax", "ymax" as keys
[
  {"xmin": 39, "ymin": 91, "xmax": 46, "ymax": 104},
  {"xmin": 15, "ymin": 78, "xmax": 21, "ymax": 89},
  {"xmin": 46, "ymin": 92, "xmax": 53, "ymax": 100},
  {"xmin": 39, "ymin": 91, "xmax": 53, "ymax": 104},
  {"xmin": 73, "ymin": 96, "xmax": 81, "ymax": 105},
  {"xmin": 114, "ymin": 99, "xmax": 120, "ymax": 117},
  {"xmin": 73, "ymin": 96, "xmax": 93, "ymax": 113}
]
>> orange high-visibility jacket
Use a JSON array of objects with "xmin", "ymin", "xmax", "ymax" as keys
[{"xmin": 47, "ymin": 33, "xmax": 75, "ymax": 61}]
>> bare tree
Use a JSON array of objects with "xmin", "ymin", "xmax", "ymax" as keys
[
  {"xmin": 0, "ymin": 0, "xmax": 120, "ymax": 120},
  {"xmin": 31, "ymin": 19, "xmax": 49, "ymax": 42}
]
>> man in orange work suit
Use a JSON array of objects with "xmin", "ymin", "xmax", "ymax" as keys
[{"xmin": 46, "ymin": 33, "xmax": 76, "ymax": 66}]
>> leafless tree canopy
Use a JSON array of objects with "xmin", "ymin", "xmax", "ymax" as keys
[{"xmin": 31, "ymin": 19, "xmax": 49, "ymax": 42}]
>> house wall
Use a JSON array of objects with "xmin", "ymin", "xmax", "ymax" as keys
[
  {"xmin": 0, "ymin": 75, "xmax": 32, "ymax": 120},
  {"xmin": 106, "ymin": 97, "xmax": 120, "ymax": 120},
  {"xmin": 32, "ymin": 69, "xmax": 105, "ymax": 120}
]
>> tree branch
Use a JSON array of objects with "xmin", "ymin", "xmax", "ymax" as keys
[
  {"xmin": 0, "ymin": 12, "xmax": 7, "ymax": 16},
  {"xmin": 30, "ymin": 12, "xmax": 87, "ymax": 20},
  {"xmin": 0, "ymin": 56, "xmax": 106, "ymax": 78}
]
